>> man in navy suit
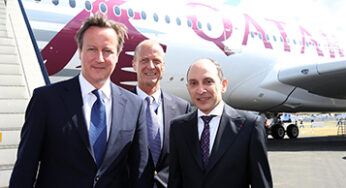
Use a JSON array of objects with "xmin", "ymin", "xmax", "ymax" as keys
[
  {"xmin": 9, "ymin": 14, "xmax": 148, "ymax": 188},
  {"xmin": 168, "ymin": 58, "xmax": 272, "ymax": 188},
  {"xmin": 131, "ymin": 40, "xmax": 190, "ymax": 188}
]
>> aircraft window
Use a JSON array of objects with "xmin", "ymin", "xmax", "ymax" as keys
[
  {"xmin": 273, "ymin": 35, "xmax": 277, "ymax": 41},
  {"xmin": 176, "ymin": 17, "xmax": 181, "ymax": 26},
  {"xmin": 85, "ymin": 1, "xmax": 92, "ymax": 11},
  {"xmin": 293, "ymin": 39, "xmax": 296, "ymax": 45},
  {"xmin": 114, "ymin": 6, "xmax": 121, "ymax": 16},
  {"xmin": 128, "ymin": 8, "xmax": 134, "ymax": 18},
  {"xmin": 180, "ymin": 77, "xmax": 184, "ymax": 81},
  {"xmin": 258, "ymin": 33, "xmax": 262, "ymax": 40},
  {"xmin": 52, "ymin": 0, "xmax": 58, "ymax": 6},
  {"xmin": 250, "ymin": 31, "xmax": 254, "ymax": 38},
  {"xmin": 207, "ymin": 23, "xmax": 212, "ymax": 31},
  {"xmin": 100, "ymin": 2, "xmax": 107, "ymax": 13},
  {"xmin": 312, "ymin": 42, "xmax": 315, "ymax": 47},
  {"xmin": 141, "ymin": 11, "xmax": 146, "ymax": 20},
  {"xmin": 266, "ymin": 34, "xmax": 269, "ymax": 40},
  {"xmin": 280, "ymin": 37, "xmax": 283, "ymax": 42},
  {"xmin": 187, "ymin": 19, "xmax": 192, "ymax": 27},
  {"xmin": 165, "ymin": 15, "xmax": 170, "ymax": 24},
  {"xmin": 69, "ymin": 0, "xmax": 76, "ymax": 8},
  {"xmin": 286, "ymin": 38, "xmax": 290, "ymax": 44},
  {"xmin": 306, "ymin": 41, "xmax": 309, "ymax": 47},
  {"xmin": 197, "ymin": 21, "xmax": 202, "ymax": 29},
  {"xmin": 153, "ymin": 13, "xmax": 159, "ymax": 22}
]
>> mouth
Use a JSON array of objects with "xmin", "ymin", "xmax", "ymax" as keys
[
  {"xmin": 197, "ymin": 96, "xmax": 210, "ymax": 101},
  {"xmin": 145, "ymin": 72, "xmax": 157, "ymax": 76}
]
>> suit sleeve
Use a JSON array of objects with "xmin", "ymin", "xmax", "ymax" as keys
[
  {"xmin": 167, "ymin": 120, "xmax": 182, "ymax": 188},
  {"xmin": 249, "ymin": 116, "xmax": 273, "ymax": 188},
  {"xmin": 128, "ymin": 100, "xmax": 149, "ymax": 188},
  {"xmin": 9, "ymin": 89, "xmax": 46, "ymax": 188}
]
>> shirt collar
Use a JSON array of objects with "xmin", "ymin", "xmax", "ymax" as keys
[
  {"xmin": 136, "ymin": 86, "xmax": 161, "ymax": 103},
  {"xmin": 198, "ymin": 100, "xmax": 224, "ymax": 118},
  {"xmin": 79, "ymin": 74, "xmax": 111, "ymax": 100}
]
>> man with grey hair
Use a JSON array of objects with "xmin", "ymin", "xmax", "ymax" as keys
[
  {"xmin": 131, "ymin": 39, "xmax": 190, "ymax": 188},
  {"xmin": 10, "ymin": 14, "xmax": 148, "ymax": 188}
]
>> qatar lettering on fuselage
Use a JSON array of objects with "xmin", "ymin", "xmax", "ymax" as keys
[{"xmin": 184, "ymin": 2, "xmax": 343, "ymax": 58}]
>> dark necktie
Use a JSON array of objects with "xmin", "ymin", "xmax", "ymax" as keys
[
  {"xmin": 89, "ymin": 89, "xmax": 107, "ymax": 168},
  {"xmin": 200, "ymin": 115, "xmax": 214, "ymax": 169},
  {"xmin": 146, "ymin": 96, "xmax": 161, "ymax": 167}
]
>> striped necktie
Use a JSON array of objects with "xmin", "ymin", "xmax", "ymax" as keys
[{"xmin": 146, "ymin": 96, "xmax": 161, "ymax": 166}]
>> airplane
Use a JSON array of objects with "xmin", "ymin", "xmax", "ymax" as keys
[{"xmin": 21, "ymin": 0, "xmax": 346, "ymax": 139}]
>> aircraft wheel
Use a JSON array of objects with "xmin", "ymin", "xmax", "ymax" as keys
[
  {"xmin": 287, "ymin": 124, "xmax": 299, "ymax": 139},
  {"xmin": 271, "ymin": 124, "xmax": 285, "ymax": 139}
]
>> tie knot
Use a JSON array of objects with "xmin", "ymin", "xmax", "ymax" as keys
[
  {"xmin": 201, "ymin": 115, "xmax": 214, "ymax": 125},
  {"xmin": 145, "ymin": 96, "xmax": 154, "ymax": 105},
  {"xmin": 92, "ymin": 89, "xmax": 101, "ymax": 100}
]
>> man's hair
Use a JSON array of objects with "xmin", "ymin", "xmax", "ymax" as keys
[
  {"xmin": 133, "ymin": 39, "xmax": 165, "ymax": 61},
  {"xmin": 186, "ymin": 58, "xmax": 224, "ymax": 81},
  {"xmin": 75, "ymin": 13, "xmax": 127, "ymax": 55}
]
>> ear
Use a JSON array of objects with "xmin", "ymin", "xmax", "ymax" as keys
[
  {"xmin": 132, "ymin": 60, "xmax": 137, "ymax": 71},
  {"xmin": 78, "ymin": 48, "xmax": 82, "ymax": 60},
  {"xmin": 221, "ymin": 79, "xmax": 228, "ymax": 93},
  {"xmin": 161, "ymin": 60, "xmax": 165, "ymax": 72}
]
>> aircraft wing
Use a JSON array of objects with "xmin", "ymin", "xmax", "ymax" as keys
[{"xmin": 278, "ymin": 59, "xmax": 346, "ymax": 99}]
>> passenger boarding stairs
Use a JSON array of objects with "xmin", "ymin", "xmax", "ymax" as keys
[{"xmin": 0, "ymin": 0, "xmax": 46, "ymax": 187}]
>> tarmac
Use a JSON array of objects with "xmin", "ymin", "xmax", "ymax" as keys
[{"xmin": 267, "ymin": 135, "xmax": 346, "ymax": 188}]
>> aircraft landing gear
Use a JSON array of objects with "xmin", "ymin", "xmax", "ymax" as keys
[
  {"xmin": 265, "ymin": 113, "xmax": 299, "ymax": 139},
  {"xmin": 287, "ymin": 124, "xmax": 299, "ymax": 139},
  {"xmin": 271, "ymin": 124, "xmax": 285, "ymax": 139}
]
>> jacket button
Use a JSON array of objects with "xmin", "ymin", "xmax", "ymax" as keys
[
  {"xmin": 95, "ymin": 175, "xmax": 100, "ymax": 181},
  {"xmin": 154, "ymin": 171, "xmax": 158, "ymax": 175}
]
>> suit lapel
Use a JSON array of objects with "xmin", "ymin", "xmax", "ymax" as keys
[
  {"xmin": 99, "ymin": 83, "xmax": 127, "ymax": 173},
  {"xmin": 206, "ymin": 105, "xmax": 245, "ymax": 173},
  {"xmin": 182, "ymin": 111, "xmax": 204, "ymax": 170},
  {"xmin": 160, "ymin": 91, "xmax": 173, "ymax": 164},
  {"xmin": 63, "ymin": 77, "xmax": 93, "ymax": 157}
]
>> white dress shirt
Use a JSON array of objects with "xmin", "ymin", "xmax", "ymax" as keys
[
  {"xmin": 136, "ymin": 86, "xmax": 164, "ymax": 147},
  {"xmin": 197, "ymin": 101, "xmax": 225, "ymax": 155},
  {"xmin": 79, "ymin": 74, "xmax": 112, "ymax": 140}
]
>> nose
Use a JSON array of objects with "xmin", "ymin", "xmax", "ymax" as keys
[
  {"xmin": 148, "ymin": 60, "xmax": 155, "ymax": 69},
  {"xmin": 96, "ymin": 51, "xmax": 105, "ymax": 63},
  {"xmin": 196, "ymin": 85, "xmax": 206, "ymax": 94}
]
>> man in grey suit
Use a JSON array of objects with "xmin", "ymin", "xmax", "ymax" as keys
[
  {"xmin": 168, "ymin": 58, "xmax": 272, "ymax": 188},
  {"xmin": 9, "ymin": 14, "xmax": 148, "ymax": 188},
  {"xmin": 131, "ymin": 40, "xmax": 190, "ymax": 188}
]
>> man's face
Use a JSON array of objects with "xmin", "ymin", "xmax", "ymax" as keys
[
  {"xmin": 79, "ymin": 26, "xmax": 119, "ymax": 88},
  {"xmin": 132, "ymin": 43, "xmax": 165, "ymax": 89},
  {"xmin": 186, "ymin": 60, "xmax": 227, "ymax": 114}
]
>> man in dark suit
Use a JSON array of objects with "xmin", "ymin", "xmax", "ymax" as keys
[
  {"xmin": 168, "ymin": 58, "xmax": 272, "ymax": 188},
  {"xmin": 9, "ymin": 14, "xmax": 148, "ymax": 188},
  {"xmin": 131, "ymin": 40, "xmax": 190, "ymax": 188}
]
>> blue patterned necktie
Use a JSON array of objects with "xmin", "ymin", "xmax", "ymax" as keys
[
  {"xmin": 200, "ymin": 115, "xmax": 214, "ymax": 169},
  {"xmin": 145, "ymin": 96, "xmax": 161, "ymax": 167},
  {"xmin": 89, "ymin": 89, "xmax": 107, "ymax": 168}
]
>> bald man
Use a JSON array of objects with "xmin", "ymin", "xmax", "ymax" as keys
[
  {"xmin": 131, "ymin": 40, "xmax": 190, "ymax": 188},
  {"xmin": 168, "ymin": 58, "xmax": 272, "ymax": 188}
]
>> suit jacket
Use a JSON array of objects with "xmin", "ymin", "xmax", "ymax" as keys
[
  {"xmin": 9, "ymin": 76, "xmax": 149, "ymax": 188},
  {"xmin": 131, "ymin": 87, "xmax": 190, "ymax": 188},
  {"xmin": 168, "ymin": 104, "xmax": 272, "ymax": 188}
]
